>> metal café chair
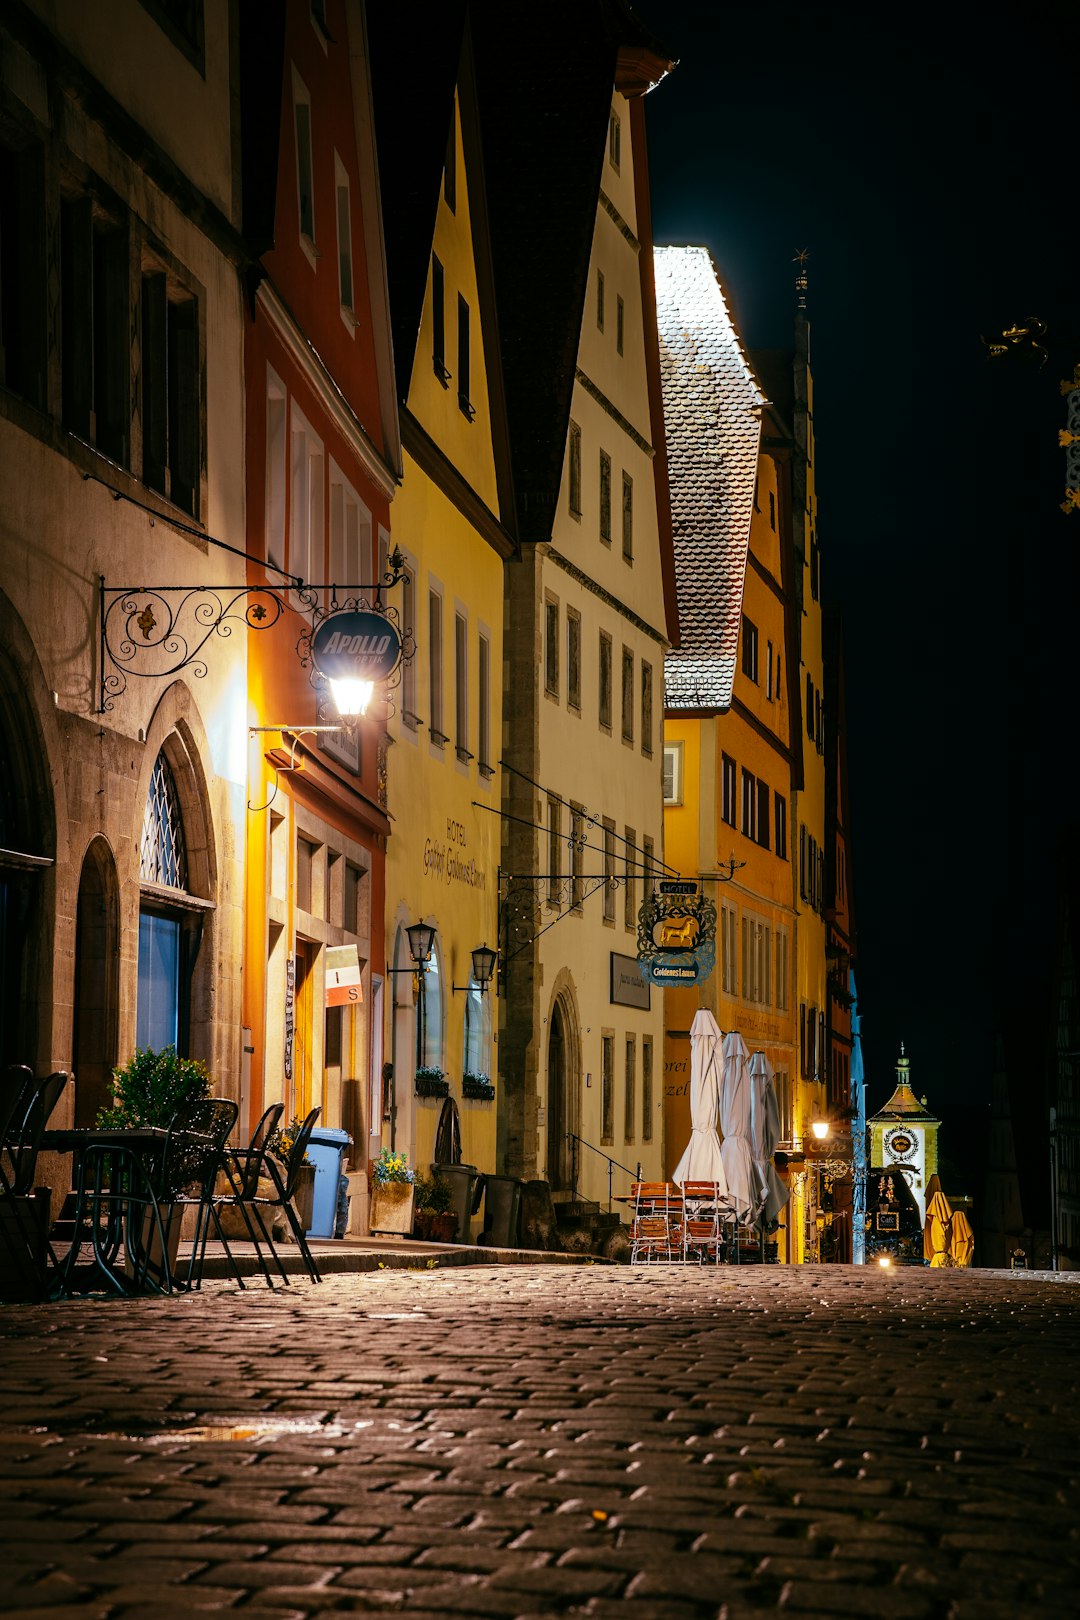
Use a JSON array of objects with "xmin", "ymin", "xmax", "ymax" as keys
[
  {"xmin": 1, "ymin": 1069, "xmax": 69, "ymax": 1297},
  {"xmin": 214, "ymin": 1106, "xmax": 322, "ymax": 1286},
  {"xmin": 680, "ymin": 1179, "xmax": 730, "ymax": 1265},
  {"xmin": 201, "ymin": 1101, "xmax": 286, "ymax": 1290},
  {"xmin": 630, "ymin": 1181, "xmax": 684, "ymax": 1265},
  {"xmin": 169, "ymin": 1098, "xmax": 242, "ymax": 1290}
]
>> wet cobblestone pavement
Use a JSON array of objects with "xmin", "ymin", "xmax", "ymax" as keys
[{"xmin": 1, "ymin": 1265, "xmax": 1077, "ymax": 1618}]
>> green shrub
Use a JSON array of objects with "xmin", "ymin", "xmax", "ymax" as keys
[{"xmin": 97, "ymin": 1046, "xmax": 212, "ymax": 1129}]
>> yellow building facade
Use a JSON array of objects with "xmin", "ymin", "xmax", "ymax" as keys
[{"xmin": 382, "ymin": 83, "xmax": 514, "ymax": 1211}]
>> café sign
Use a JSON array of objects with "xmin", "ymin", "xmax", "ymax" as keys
[{"xmin": 310, "ymin": 608, "xmax": 403, "ymax": 682}]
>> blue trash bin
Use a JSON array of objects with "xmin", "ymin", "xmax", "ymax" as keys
[{"xmin": 306, "ymin": 1127, "xmax": 352, "ymax": 1238}]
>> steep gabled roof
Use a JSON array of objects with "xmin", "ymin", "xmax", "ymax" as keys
[{"xmin": 654, "ymin": 246, "xmax": 763, "ymax": 711}]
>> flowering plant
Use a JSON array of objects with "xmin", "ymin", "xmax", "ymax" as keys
[
  {"xmin": 414, "ymin": 1066, "xmax": 445, "ymax": 1083},
  {"xmin": 268, "ymin": 1115, "xmax": 313, "ymax": 1168},
  {"xmin": 372, "ymin": 1146, "xmax": 414, "ymax": 1186}
]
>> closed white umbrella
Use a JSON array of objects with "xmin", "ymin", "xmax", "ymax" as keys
[
  {"xmin": 719, "ymin": 1031, "xmax": 768, "ymax": 1223},
  {"xmin": 672, "ymin": 1009, "xmax": 729, "ymax": 1193},
  {"xmin": 750, "ymin": 1052, "xmax": 790, "ymax": 1225}
]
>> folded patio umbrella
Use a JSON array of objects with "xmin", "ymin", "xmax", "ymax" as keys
[
  {"xmin": 923, "ymin": 1187, "xmax": 953, "ymax": 1266},
  {"xmin": 750, "ymin": 1052, "xmax": 790, "ymax": 1225},
  {"xmin": 671, "ymin": 1008, "xmax": 729, "ymax": 1196},
  {"xmin": 719, "ymin": 1031, "xmax": 768, "ymax": 1224},
  {"xmin": 949, "ymin": 1208, "xmax": 974, "ymax": 1267}
]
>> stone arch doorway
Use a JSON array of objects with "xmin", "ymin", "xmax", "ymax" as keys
[
  {"xmin": 0, "ymin": 644, "xmax": 55, "ymax": 1071},
  {"xmin": 73, "ymin": 838, "xmax": 120, "ymax": 1127},
  {"xmin": 546, "ymin": 991, "xmax": 580, "ymax": 1191}
]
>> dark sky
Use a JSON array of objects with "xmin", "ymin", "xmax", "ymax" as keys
[{"xmin": 632, "ymin": 1, "xmax": 1080, "ymax": 1110}]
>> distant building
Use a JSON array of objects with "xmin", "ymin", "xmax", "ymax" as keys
[{"xmin": 868, "ymin": 1048, "xmax": 940, "ymax": 1224}]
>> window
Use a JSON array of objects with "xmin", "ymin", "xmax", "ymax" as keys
[
  {"xmin": 401, "ymin": 566, "xmax": 418, "ymax": 726},
  {"xmin": 599, "ymin": 632, "xmax": 612, "ymax": 729},
  {"xmin": 608, "ymin": 108, "xmax": 621, "ymax": 170},
  {"xmin": 328, "ymin": 464, "xmax": 368, "ymax": 604},
  {"xmin": 596, "ymin": 268, "xmax": 605, "ymax": 331},
  {"xmin": 478, "ymin": 632, "xmax": 492, "ymax": 774},
  {"xmin": 571, "ymin": 805, "xmax": 585, "ymax": 909},
  {"xmin": 431, "ymin": 254, "xmax": 448, "ymax": 384},
  {"xmin": 265, "ymin": 370, "xmax": 286, "ymax": 571},
  {"xmin": 568, "ymin": 421, "xmax": 582, "ymax": 517},
  {"xmin": 756, "ymin": 780, "xmax": 770, "ymax": 850},
  {"xmin": 741, "ymin": 768, "xmax": 756, "ymax": 839},
  {"xmin": 775, "ymin": 650, "xmax": 782, "ymax": 698},
  {"xmin": 61, "ymin": 198, "xmax": 129, "ymax": 467},
  {"xmin": 622, "ymin": 471, "xmax": 633, "ymax": 561},
  {"xmin": 138, "ymin": 750, "xmax": 190, "ymax": 1054},
  {"xmin": 455, "ymin": 612, "xmax": 469, "ymax": 761},
  {"xmin": 811, "ymin": 534, "xmax": 820, "ymax": 602},
  {"xmin": 293, "ymin": 73, "xmax": 315, "ymax": 243},
  {"xmin": 642, "ymin": 1037, "xmax": 653, "ymax": 1141},
  {"xmin": 545, "ymin": 598, "xmax": 560, "ymax": 697},
  {"xmin": 624, "ymin": 1036, "xmax": 636, "ymax": 1143},
  {"xmin": 775, "ymin": 1068, "xmax": 793, "ymax": 1144},
  {"xmin": 142, "ymin": 0, "xmax": 205, "ymax": 64},
  {"xmin": 766, "ymin": 639, "xmax": 774, "ymax": 700},
  {"xmin": 428, "ymin": 589, "xmax": 445, "ymax": 743},
  {"xmin": 741, "ymin": 615, "xmax": 759, "ymax": 683},
  {"xmin": 721, "ymin": 903, "xmax": 737, "ymax": 995},
  {"xmin": 641, "ymin": 662, "xmax": 653, "ymax": 756},
  {"xmin": 601, "ymin": 1034, "xmax": 614, "ymax": 1143},
  {"xmin": 721, "ymin": 754, "xmax": 737, "ymax": 826},
  {"xmin": 616, "ymin": 294, "xmax": 624, "ymax": 356},
  {"xmin": 806, "ymin": 674, "xmax": 814, "ymax": 738},
  {"xmin": 344, "ymin": 861, "xmax": 364, "ymax": 935},
  {"xmin": 768, "ymin": 489, "xmax": 776, "ymax": 530},
  {"xmin": 662, "ymin": 741, "xmax": 683, "ymax": 805},
  {"xmin": 567, "ymin": 609, "xmax": 581, "ymax": 710},
  {"xmin": 457, "ymin": 294, "xmax": 474, "ymax": 419},
  {"xmin": 621, "ymin": 647, "xmax": 634, "ymax": 743},
  {"xmin": 775, "ymin": 792, "xmax": 788, "ymax": 860},
  {"xmin": 335, "ymin": 156, "xmax": 354, "ymax": 314},
  {"xmin": 643, "ymin": 835, "xmax": 655, "ymax": 904},
  {"xmin": 419, "ymin": 947, "xmax": 442, "ymax": 1071},
  {"xmin": 1, "ymin": 137, "xmax": 46, "ymax": 409},
  {"xmin": 603, "ymin": 820, "xmax": 616, "ymax": 922},
  {"xmin": 624, "ymin": 826, "xmax": 637, "ymax": 929},
  {"xmin": 289, "ymin": 407, "xmax": 323, "ymax": 611},
  {"xmin": 599, "ymin": 450, "xmax": 612, "ymax": 543},
  {"xmin": 296, "ymin": 836, "xmax": 316, "ymax": 914},
  {"xmin": 443, "ymin": 105, "xmax": 457, "ymax": 211},
  {"xmin": 816, "ymin": 691, "xmax": 824, "ymax": 753},
  {"xmin": 741, "ymin": 911, "xmax": 772, "ymax": 1006},
  {"xmin": 547, "ymin": 798, "xmax": 562, "ymax": 905}
]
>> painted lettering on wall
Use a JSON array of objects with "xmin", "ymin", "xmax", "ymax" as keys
[{"xmin": 423, "ymin": 820, "xmax": 487, "ymax": 890}]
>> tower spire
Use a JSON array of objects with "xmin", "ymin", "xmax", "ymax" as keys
[{"xmin": 794, "ymin": 248, "xmax": 809, "ymax": 311}]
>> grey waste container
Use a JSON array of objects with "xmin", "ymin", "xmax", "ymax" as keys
[
  {"xmin": 306, "ymin": 1127, "xmax": 352, "ymax": 1238},
  {"xmin": 432, "ymin": 1162, "xmax": 483, "ymax": 1243},
  {"xmin": 480, "ymin": 1175, "xmax": 522, "ymax": 1249}
]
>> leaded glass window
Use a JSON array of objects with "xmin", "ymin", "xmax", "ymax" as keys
[{"xmin": 140, "ymin": 751, "xmax": 188, "ymax": 889}]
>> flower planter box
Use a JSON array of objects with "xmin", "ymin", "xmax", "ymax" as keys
[
  {"xmin": 462, "ymin": 1076, "xmax": 495, "ymax": 1102},
  {"xmin": 414, "ymin": 1209, "xmax": 458, "ymax": 1243},
  {"xmin": 414, "ymin": 1073, "xmax": 449, "ymax": 1099},
  {"xmin": 370, "ymin": 1181, "xmax": 415, "ymax": 1234}
]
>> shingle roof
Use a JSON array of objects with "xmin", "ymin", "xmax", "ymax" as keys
[{"xmin": 654, "ymin": 246, "xmax": 763, "ymax": 710}]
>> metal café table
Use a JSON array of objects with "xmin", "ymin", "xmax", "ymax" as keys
[{"xmin": 40, "ymin": 1127, "xmax": 171, "ymax": 1297}]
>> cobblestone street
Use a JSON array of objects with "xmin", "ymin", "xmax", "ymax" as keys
[{"xmin": 1, "ymin": 1265, "xmax": 1078, "ymax": 1619}]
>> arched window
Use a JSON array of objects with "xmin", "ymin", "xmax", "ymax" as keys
[
  {"xmin": 137, "ymin": 749, "xmax": 192, "ymax": 1053},
  {"xmin": 462, "ymin": 980, "xmax": 490, "ymax": 1080},
  {"xmin": 419, "ymin": 944, "xmax": 443, "ymax": 1072}
]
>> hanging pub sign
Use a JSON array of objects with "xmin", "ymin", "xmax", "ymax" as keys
[
  {"xmin": 636, "ymin": 881, "xmax": 717, "ymax": 987},
  {"xmin": 325, "ymin": 943, "xmax": 364, "ymax": 1008},
  {"xmin": 310, "ymin": 608, "xmax": 403, "ymax": 683}
]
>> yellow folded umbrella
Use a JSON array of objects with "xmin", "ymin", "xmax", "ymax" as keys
[
  {"xmin": 949, "ymin": 1208, "xmax": 974, "ymax": 1268},
  {"xmin": 924, "ymin": 1188, "xmax": 953, "ymax": 1267}
]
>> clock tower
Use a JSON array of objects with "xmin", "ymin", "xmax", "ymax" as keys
[{"xmin": 868, "ymin": 1046, "xmax": 940, "ymax": 1223}]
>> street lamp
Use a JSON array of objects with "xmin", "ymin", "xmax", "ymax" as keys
[
  {"xmin": 406, "ymin": 921, "xmax": 436, "ymax": 967},
  {"xmin": 310, "ymin": 607, "xmax": 404, "ymax": 722},
  {"xmin": 811, "ymin": 1119, "xmax": 830, "ymax": 1140},
  {"xmin": 453, "ymin": 943, "xmax": 497, "ymax": 995}
]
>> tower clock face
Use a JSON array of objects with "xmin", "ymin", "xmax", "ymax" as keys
[{"xmin": 886, "ymin": 1129, "xmax": 917, "ymax": 1161}]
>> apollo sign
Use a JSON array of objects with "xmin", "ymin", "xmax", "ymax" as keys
[{"xmin": 310, "ymin": 609, "xmax": 403, "ymax": 682}]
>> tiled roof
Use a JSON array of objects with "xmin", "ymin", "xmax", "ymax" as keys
[{"xmin": 654, "ymin": 246, "xmax": 763, "ymax": 710}]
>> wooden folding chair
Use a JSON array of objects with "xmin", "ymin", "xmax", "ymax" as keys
[{"xmin": 630, "ymin": 1181, "xmax": 684, "ymax": 1264}]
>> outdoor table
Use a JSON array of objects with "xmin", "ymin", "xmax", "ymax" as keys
[{"xmin": 40, "ymin": 1127, "xmax": 170, "ymax": 1297}]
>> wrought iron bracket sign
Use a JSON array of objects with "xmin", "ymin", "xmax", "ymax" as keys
[{"xmin": 98, "ymin": 546, "xmax": 409, "ymax": 713}]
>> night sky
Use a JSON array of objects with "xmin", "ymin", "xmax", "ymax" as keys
[{"xmin": 633, "ymin": 0, "xmax": 1080, "ymax": 1114}]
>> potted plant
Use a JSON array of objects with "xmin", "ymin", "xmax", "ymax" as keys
[
  {"xmin": 462, "ymin": 1071, "xmax": 495, "ymax": 1102},
  {"xmin": 414, "ymin": 1066, "xmax": 449, "ymax": 1099},
  {"xmin": 412, "ymin": 1175, "xmax": 458, "ymax": 1242},
  {"xmin": 369, "ymin": 1146, "xmax": 415, "ymax": 1234},
  {"xmin": 267, "ymin": 1115, "xmax": 317, "ymax": 1233},
  {"xmin": 96, "ymin": 1045, "xmax": 213, "ymax": 1277}
]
